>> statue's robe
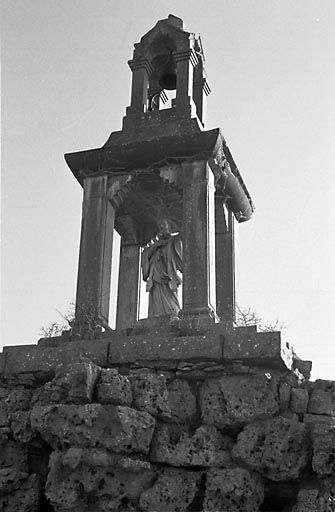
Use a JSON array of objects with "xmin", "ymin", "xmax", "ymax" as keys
[{"xmin": 141, "ymin": 234, "xmax": 182, "ymax": 317}]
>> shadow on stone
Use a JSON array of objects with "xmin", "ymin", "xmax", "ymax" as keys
[
  {"xmin": 37, "ymin": 495, "xmax": 55, "ymax": 512},
  {"xmin": 260, "ymin": 482, "xmax": 299, "ymax": 512},
  {"xmin": 28, "ymin": 435, "xmax": 54, "ymax": 511},
  {"xmin": 187, "ymin": 472, "xmax": 206, "ymax": 511}
]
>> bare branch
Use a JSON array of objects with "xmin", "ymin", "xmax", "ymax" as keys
[{"xmin": 235, "ymin": 305, "xmax": 285, "ymax": 332}]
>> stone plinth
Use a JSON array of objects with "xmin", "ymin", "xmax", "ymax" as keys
[{"xmin": 2, "ymin": 327, "xmax": 296, "ymax": 380}]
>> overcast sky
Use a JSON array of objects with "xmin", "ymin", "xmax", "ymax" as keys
[{"xmin": 2, "ymin": 0, "xmax": 335, "ymax": 379}]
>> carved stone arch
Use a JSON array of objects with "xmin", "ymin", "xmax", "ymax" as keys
[
  {"xmin": 107, "ymin": 176, "xmax": 134, "ymax": 210},
  {"xmin": 106, "ymin": 169, "xmax": 183, "ymax": 245},
  {"xmin": 147, "ymin": 33, "xmax": 178, "ymax": 64}
]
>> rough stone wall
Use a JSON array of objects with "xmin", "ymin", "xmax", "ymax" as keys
[{"xmin": 1, "ymin": 350, "xmax": 334, "ymax": 511}]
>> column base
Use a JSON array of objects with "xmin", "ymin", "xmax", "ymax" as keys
[
  {"xmin": 71, "ymin": 315, "xmax": 112, "ymax": 340},
  {"xmin": 131, "ymin": 314, "xmax": 181, "ymax": 336},
  {"xmin": 178, "ymin": 306, "xmax": 219, "ymax": 334}
]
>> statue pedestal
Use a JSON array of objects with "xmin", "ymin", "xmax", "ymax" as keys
[{"xmin": 1, "ymin": 324, "xmax": 301, "ymax": 381}]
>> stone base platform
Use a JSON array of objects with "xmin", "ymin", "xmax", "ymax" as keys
[{"xmin": 0, "ymin": 325, "xmax": 309, "ymax": 382}]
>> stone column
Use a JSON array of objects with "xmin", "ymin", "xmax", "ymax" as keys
[
  {"xmin": 173, "ymin": 49, "xmax": 197, "ymax": 116},
  {"xmin": 193, "ymin": 75, "xmax": 210, "ymax": 127},
  {"xmin": 115, "ymin": 240, "xmax": 141, "ymax": 330},
  {"xmin": 75, "ymin": 175, "xmax": 115, "ymax": 327},
  {"xmin": 215, "ymin": 200, "xmax": 235, "ymax": 322},
  {"xmin": 180, "ymin": 160, "xmax": 217, "ymax": 323},
  {"xmin": 127, "ymin": 59, "xmax": 152, "ymax": 114}
]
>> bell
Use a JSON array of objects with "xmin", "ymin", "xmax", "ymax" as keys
[
  {"xmin": 158, "ymin": 58, "xmax": 177, "ymax": 90},
  {"xmin": 152, "ymin": 53, "xmax": 177, "ymax": 91}
]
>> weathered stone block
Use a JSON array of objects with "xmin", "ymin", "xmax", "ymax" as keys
[
  {"xmin": 0, "ymin": 353, "xmax": 6, "ymax": 375},
  {"xmin": 203, "ymin": 467, "xmax": 264, "ymax": 512},
  {"xmin": 131, "ymin": 316, "xmax": 181, "ymax": 336},
  {"xmin": 0, "ymin": 441, "xmax": 28, "ymax": 495},
  {"xmin": 0, "ymin": 387, "xmax": 8, "ymax": 399},
  {"xmin": 32, "ymin": 380, "xmax": 66, "ymax": 406},
  {"xmin": 234, "ymin": 325, "xmax": 258, "ymax": 335},
  {"xmin": 0, "ymin": 429, "xmax": 10, "ymax": 443},
  {"xmin": 223, "ymin": 330, "xmax": 293, "ymax": 370},
  {"xmin": 130, "ymin": 372, "xmax": 171, "ymax": 419},
  {"xmin": 279, "ymin": 382, "xmax": 291, "ymax": 412},
  {"xmin": 46, "ymin": 449, "xmax": 155, "ymax": 511},
  {"xmin": 108, "ymin": 334, "xmax": 223, "ymax": 365},
  {"xmin": 304, "ymin": 414, "xmax": 335, "ymax": 427},
  {"xmin": 292, "ymin": 488, "xmax": 320, "ymax": 512},
  {"xmin": 0, "ymin": 474, "xmax": 40, "ymax": 512},
  {"xmin": 313, "ymin": 380, "xmax": 335, "ymax": 392},
  {"xmin": 0, "ymin": 388, "xmax": 33, "ymax": 442},
  {"xmin": 58, "ymin": 362, "xmax": 101, "ymax": 403},
  {"xmin": 293, "ymin": 358, "xmax": 312, "ymax": 380},
  {"xmin": 232, "ymin": 416, "xmax": 310, "ymax": 480},
  {"xmin": 199, "ymin": 373, "xmax": 279, "ymax": 429},
  {"xmin": 0, "ymin": 402, "xmax": 10, "ymax": 428},
  {"xmin": 139, "ymin": 468, "xmax": 201, "ymax": 512},
  {"xmin": 32, "ymin": 361, "xmax": 101, "ymax": 405},
  {"xmin": 166, "ymin": 379, "xmax": 197, "ymax": 423},
  {"xmin": 290, "ymin": 388, "xmax": 309, "ymax": 414},
  {"xmin": 11, "ymin": 411, "xmax": 33, "ymax": 443},
  {"xmin": 97, "ymin": 368, "xmax": 132, "ymax": 405},
  {"xmin": 3, "ymin": 340, "xmax": 109, "ymax": 377},
  {"xmin": 150, "ymin": 423, "xmax": 233, "ymax": 467},
  {"xmin": 292, "ymin": 488, "xmax": 335, "ymax": 512},
  {"xmin": 0, "ymin": 388, "xmax": 32, "ymax": 434},
  {"xmin": 310, "ymin": 422, "xmax": 335, "ymax": 477},
  {"xmin": 308, "ymin": 389, "xmax": 335, "ymax": 416},
  {"xmin": 285, "ymin": 371, "xmax": 303, "ymax": 387},
  {"xmin": 61, "ymin": 447, "xmax": 152, "ymax": 472},
  {"xmin": 4, "ymin": 388, "xmax": 32, "ymax": 412},
  {"xmin": 31, "ymin": 403, "xmax": 155, "ymax": 454}
]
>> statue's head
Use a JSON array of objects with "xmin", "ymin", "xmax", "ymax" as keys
[{"xmin": 157, "ymin": 218, "xmax": 171, "ymax": 236}]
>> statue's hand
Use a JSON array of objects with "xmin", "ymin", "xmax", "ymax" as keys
[
  {"xmin": 155, "ymin": 239, "xmax": 168, "ymax": 247},
  {"xmin": 144, "ymin": 240, "xmax": 156, "ymax": 256},
  {"xmin": 161, "ymin": 273, "xmax": 171, "ymax": 283}
]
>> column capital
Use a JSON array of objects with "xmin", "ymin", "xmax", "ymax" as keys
[
  {"xmin": 128, "ymin": 58, "xmax": 153, "ymax": 75},
  {"xmin": 182, "ymin": 159, "xmax": 211, "ymax": 186},
  {"xmin": 106, "ymin": 175, "xmax": 132, "ymax": 208},
  {"xmin": 174, "ymin": 49, "xmax": 198, "ymax": 67},
  {"xmin": 83, "ymin": 175, "xmax": 109, "ymax": 199}
]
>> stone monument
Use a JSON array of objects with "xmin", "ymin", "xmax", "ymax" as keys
[
  {"xmin": 0, "ymin": 15, "xmax": 333, "ymax": 512},
  {"xmin": 65, "ymin": 13, "xmax": 254, "ymax": 334}
]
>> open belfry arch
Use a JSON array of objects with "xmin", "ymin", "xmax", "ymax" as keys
[{"xmin": 65, "ymin": 14, "xmax": 255, "ymax": 332}]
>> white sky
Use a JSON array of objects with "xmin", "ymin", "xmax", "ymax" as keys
[{"xmin": 1, "ymin": 0, "xmax": 335, "ymax": 380}]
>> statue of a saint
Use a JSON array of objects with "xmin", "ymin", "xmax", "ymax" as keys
[{"xmin": 141, "ymin": 219, "xmax": 182, "ymax": 318}]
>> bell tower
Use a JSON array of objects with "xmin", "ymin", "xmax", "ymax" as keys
[
  {"xmin": 124, "ymin": 14, "xmax": 209, "ymax": 129},
  {"xmin": 65, "ymin": 14, "xmax": 254, "ymax": 334}
]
